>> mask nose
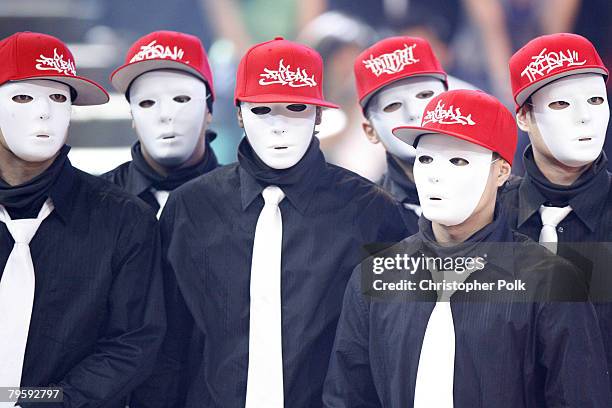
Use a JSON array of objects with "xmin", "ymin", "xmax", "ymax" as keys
[
  {"xmin": 35, "ymin": 97, "xmax": 51, "ymax": 120},
  {"xmin": 575, "ymin": 101, "xmax": 592, "ymax": 125},
  {"xmin": 404, "ymin": 104, "xmax": 422, "ymax": 125},
  {"xmin": 159, "ymin": 99, "xmax": 176, "ymax": 124}
]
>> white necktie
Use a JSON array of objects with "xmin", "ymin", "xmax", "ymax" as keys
[
  {"xmin": 404, "ymin": 203, "xmax": 422, "ymax": 217},
  {"xmin": 0, "ymin": 198, "xmax": 54, "ymax": 388},
  {"xmin": 245, "ymin": 186, "xmax": 285, "ymax": 408},
  {"xmin": 151, "ymin": 189, "xmax": 170, "ymax": 219},
  {"xmin": 413, "ymin": 264, "xmax": 470, "ymax": 408},
  {"xmin": 538, "ymin": 205, "xmax": 572, "ymax": 254}
]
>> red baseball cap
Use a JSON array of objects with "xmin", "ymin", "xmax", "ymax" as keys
[
  {"xmin": 393, "ymin": 90, "xmax": 517, "ymax": 164},
  {"xmin": 111, "ymin": 30, "xmax": 215, "ymax": 101},
  {"xmin": 0, "ymin": 32, "xmax": 108, "ymax": 106},
  {"xmin": 354, "ymin": 36, "xmax": 447, "ymax": 108},
  {"xmin": 510, "ymin": 33, "xmax": 608, "ymax": 108},
  {"xmin": 234, "ymin": 37, "xmax": 338, "ymax": 108}
]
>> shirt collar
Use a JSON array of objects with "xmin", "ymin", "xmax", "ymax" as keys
[
  {"xmin": 239, "ymin": 165, "xmax": 319, "ymax": 214},
  {"xmin": 124, "ymin": 161, "xmax": 154, "ymax": 197},
  {"xmin": 519, "ymin": 147, "xmax": 611, "ymax": 231},
  {"xmin": 47, "ymin": 157, "xmax": 77, "ymax": 224},
  {"xmin": 382, "ymin": 153, "xmax": 420, "ymax": 206}
]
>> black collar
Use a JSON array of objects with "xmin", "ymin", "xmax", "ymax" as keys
[
  {"xmin": 518, "ymin": 146, "xmax": 611, "ymax": 231},
  {"xmin": 46, "ymin": 156, "xmax": 76, "ymax": 224},
  {"xmin": 238, "ymin": 136, "xmax": 327, "ymax": 215},
  {"xmin": 126, "ymin": 132, "xmax": 219, "ymax": 196},
  {"xmin": 380, "ymin": 153, "xmax": 419, "ymax": 206}
]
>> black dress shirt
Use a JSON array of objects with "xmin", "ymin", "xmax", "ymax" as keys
[
  {"xmin": 101, "ymin": 138, "xmax": 219, "ymax": 213},
  {"xmin": 132, "ymin": 138, "xmax": 408, "ymax": 407},
  {"xmin": 499, "ymin": 146, "xmax": 612, "ymax": 392},
  {"xmin": 324, "ymin": 213, "xmax": 611, "ymax": 407},
  {"xmin": 378, "ymin": 154, "xmax": 420, "ymax": 235},
  {"xmin": 0, "ymin": 157, "xmax": 165, "ymax": 407}
]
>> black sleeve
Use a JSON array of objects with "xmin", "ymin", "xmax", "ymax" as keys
[
  {"xmin": 323, "ymin": 270, "xmax": 382, "ymax": 408},
  {"xmin": 30, "ymin": 205, "xmax": 166, "ymax": 407},
  {"xmin": 538, "ymin": 301, "xmax": 612, "ymax": 407}
]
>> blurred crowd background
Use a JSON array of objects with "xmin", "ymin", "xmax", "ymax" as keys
[{"xmin": 3, "ymin": 0, "xmax": 611, "ymax": 178}]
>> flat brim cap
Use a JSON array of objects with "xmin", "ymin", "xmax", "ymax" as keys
[
  {"xmin": 354, "ymin": 36, "xmax": 447, "ymax": 108},
  {"xmin": 234, "ymin": 37, "xmax": 338, "ymax": 108},
  {"xmin": 0, "ymin": 32, "xmax": 108, "ymax": 105},
  {"xmin": 393, "ymin": 89, "xmax": 518, "ymax": 165},
  {"xmin": 110, "ymin": 30, "xmax": 215, "ymax": 100},
  {"xmin": 510, "ymin": 33, "xmax": 608, "ymax": 109}
]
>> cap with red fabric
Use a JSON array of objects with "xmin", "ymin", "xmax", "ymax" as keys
[
  {"xmin": 111, "ymin": 30, "xmax": 215, "ymax": 101},
  {"xmin": 354, "ymin": 36, "xmax": 447, "ymax": 107},
  {"xmin": 393, "ymin": 90, "xmax": 517, "ymax": 164},
  {"xmin": 510, "ymin": 33, "xmax": 608, "ymax": 108},
  {"xmin": 234, "ymin": 36, "xmax": 338, "ymax": 108},
  {"xmin": 0, "ymin": 32, "xmax": 108, "ymax": 106}
]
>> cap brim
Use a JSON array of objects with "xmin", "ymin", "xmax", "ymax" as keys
[
  {"xmin": 110, "ymin": 59, "xmax": 213, "ymax": 98},
  {"xmin": 514, "ymin": 66, "xmax": 608, "ymax": 110},
  {"xmin": 14, "ymin": 75, "xmax": 109, "ymax": 106},
  {"xmin": 237, "ymin": 93, "xmax": 339, "ymax": 109},
  {"xmin": 392, "ymin": 125, "xmax": 501, "ymax": 161},
  {"xmin": 360, "ymin": 71, "xmax": 447, "ymax": 108}
]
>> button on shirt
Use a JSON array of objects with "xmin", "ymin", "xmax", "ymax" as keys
[
  {"xmin": 324, "ymin": 214, "xmax": 611, "ymax": 407},
  {"xmin": 499, "ymin": 147, "xmax": 612, "ymax": 392},
  {"xmin": 134, "ymin": 144, "xmax": 409, "ymax": 408},
  {"xmin": 0, "ymin": 159, "xmax": 165, "ymax": 408}
]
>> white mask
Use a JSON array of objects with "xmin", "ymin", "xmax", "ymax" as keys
[
  {"xmin": 367, "ymin": 77, "xmax": 446, "ymax": 160},
  {"xmin": 129, "ymin": 70, "xmax": 209, "ymax": 167},
  {"xmin": 414, "ymin": 134, "xmax": 493, "ymax": 226},
  {"xmin": 0, "ymin": 80, "xmax": 71, "ymax": 162},
  {"xmin": 531, "ymin": 73, "xmax": 609, "ymax": 167},
  {"xmin": 241, "ymin": 101, "xmax": 316, "ymax": 169}
]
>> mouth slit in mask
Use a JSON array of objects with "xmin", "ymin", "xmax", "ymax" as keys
[
  {"xmin": 530, "ymin": 73, "xmax": 609, "ymax": 167},
  {"xmin": 0, "ymin": 80, "xmax": 72, "ymax": 162},
  {"xmin": 241, "ymin": 101, "xmax": 317, "ymax": 169}
]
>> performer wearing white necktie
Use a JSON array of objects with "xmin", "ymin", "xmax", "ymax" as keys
[
  {"xmin": 245, "ymin": 185, "xmax": 285, "ymax": 407},
  {"xmin": 353, "ymin": 36, "xmax": 478, "ymax": 234},
  {"xmin": 101, "ymin": 31, "xmax": 220, "ymax": 214},
  {"xmin": 538, "ymin": 205, "xmax": 572, "ymax": 254},
  {"xmin": 0, "ymin": 198, "xmax": 54, "ymax": 388}
]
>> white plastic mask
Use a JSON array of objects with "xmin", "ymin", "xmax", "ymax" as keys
[
  {"xmin": 368, "ymin": 77, "xmax": 446, "ymax": 160},
  {"xmin": 414, "ymin": 134, "xmax": 493, "ymax": 226},
  {"xmin": 130, "ymin": 70, "xmax": 209, "ymax": 167},
  {"xmin": 531, "ymin": 73, "xmax": 609, "ymax": 167},
  {"xmin": 241, "ymin": 101, "xmax": 316, "ymax": 169},
  {"xmin": 0, "ymin": 80, "xmax": 71, "ymax": 162}
]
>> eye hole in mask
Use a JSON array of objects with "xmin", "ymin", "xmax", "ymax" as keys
[
  {"xmin": 548, "ymin": 100, "xmax": 570, "ymax": 110},
  {"xmin": 588, "ymin": 96, "xmax": 605, "ymax": 105},
  {"xmin": 139, "ymin": 99, "xmax": 155, "ymax": 108},
  {"xmin": 173, "ymin": 95, "xmax": 191, "ymax": 103},
  {"xmin": 418, "ymin": 155, "xmax": 433, "ymax": 164},
  {"xmin": 416, "ymin": 90, "xmax": 435, "ymax": 99},
  {"xmin": 286, "ymin": 104, "xmax": 307, "ymax": 112},
  {"xmin": 12, "ymin": 95, "xmax": 33, "ymax": 103},
  {"xmin": 250, "ymin": 106, "xmax": 271, "ymax": 115},
  {"xmin": 383, "ymin": 101, "xmax": 402, "ymax": 113},
  {"xmin": 49, "ymin": 94, "xmax": 67, "ymax": 103},
  {"xmin": 449, "ymin": 157, "xmax": 469, "ymax": 166}
]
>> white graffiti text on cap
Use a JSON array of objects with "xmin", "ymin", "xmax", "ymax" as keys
[
  {"xmin": 363, "ymin": 43, "xmax": 419, "ymax": 77},
  {"xmin": 129, "ymin": 40, "xmax": 187, "ymax": 63},
  {"xmin": 521, "ymin": 48, "xmax": 587, "ymax": 83},
  {"xmin": 35, "ymin": 48, "xmax": 76, "ymax": 76},
  {"xmin": 259, "ymin": 59, "xmax": 316, "ymax": 88},
  {"xmin": 423, "ymin": 100, "xmax": 476, "ymax": 126}
]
